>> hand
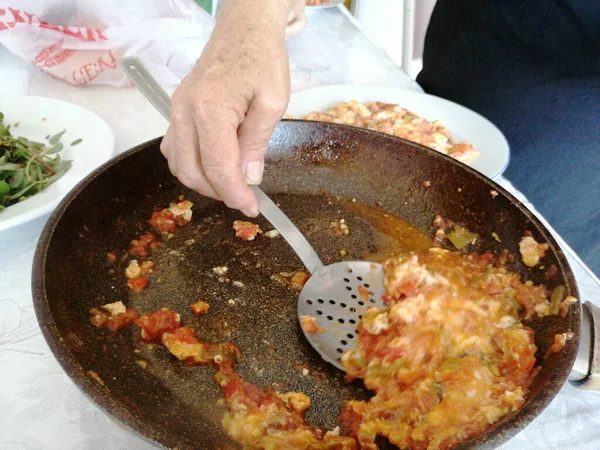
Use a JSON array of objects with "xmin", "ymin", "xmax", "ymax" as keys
[{"xmin": 161, "ymin": 1, "xmax": 296, "ymax": 217}]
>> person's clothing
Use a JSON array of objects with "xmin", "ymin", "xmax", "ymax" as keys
[{"xmin": 417, "ymin": 0, "xmax": 600, "ymax": 275}]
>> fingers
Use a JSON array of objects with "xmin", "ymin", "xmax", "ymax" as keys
[
  {"xmin": 193, "ymin": 100, "xmax": 259, "ymax": 217},
  {"xmin": 160, "ymin": 127, "xmax": 178, "ymax": 176},
  {"xmin": 237, "ymin": 96, "xmax": 287, "ymax": 185},
  {"xmin": 161, "ymin": 89, "xmax": 220, "ymax": 200}
]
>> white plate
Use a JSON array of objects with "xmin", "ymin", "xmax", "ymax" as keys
[
  {"xmin": 0, "ymin": 96, "xmax": 115, "ymax": 232},
  {"xmin": 306, "ymin": 0, "xmax": 345, "ymax": 10},
  {"xmin": 286, "ymin": 85, "xmax": 510, "ymax": 179}
]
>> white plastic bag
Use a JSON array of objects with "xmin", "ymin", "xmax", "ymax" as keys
[{"xmin": 0, "ymin": 0, "xmax": 215, "ymax": 87}]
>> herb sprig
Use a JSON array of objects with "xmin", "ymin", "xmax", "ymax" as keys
[{"xmin": 0, "ymin": 112, "xmax": 72, "ymax": 210}]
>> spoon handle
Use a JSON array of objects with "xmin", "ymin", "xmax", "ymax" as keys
[
  {"xmin": 250, "ymin": 185, "xmax": 323, "ymax": 274},
  {"xmin": 120, "ymin": 57, "xmax": 171, "ymax": 121},
  {"xmin": 120, "ymin": 56, "xmax": 324, "ymax": 274}
]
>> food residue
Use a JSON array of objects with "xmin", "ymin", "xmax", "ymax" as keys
[
  {"xmin": 233, "ymin": 220, "xmax": 262, "ymax": 241},
  {"xmin": 519, "ymin": 235, "xmax": 549, "ymax": 267},
  {"xmin": 190, "ymin": 300, "xmax": 210, "ymax": 315},
  {"xmin": 300, "ymin": 316, "xmax": 322, "ymax": 335}
]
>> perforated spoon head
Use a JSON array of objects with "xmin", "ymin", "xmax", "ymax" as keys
[{"xmin": 297, "ymin": 261, "xmax": 386, "ymax": 371}]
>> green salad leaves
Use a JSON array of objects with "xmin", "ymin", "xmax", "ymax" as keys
[{"xmin": 0, "ymin": 112, "xmax": 72, "ymax": 210}]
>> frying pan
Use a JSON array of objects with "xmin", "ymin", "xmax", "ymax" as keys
[{"xmin": 32, "ymin": 121, "xmax": 598, "ymax": 449}]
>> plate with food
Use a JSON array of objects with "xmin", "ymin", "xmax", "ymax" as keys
[
  {"xmin": 0, "ymin": 96, "xmax": 115, "ymax": 232},
  {"xmin": 286, "ymin": 84, "xmax": 510, "ymax": 179},
  {"xmin": 33, "ymin": 121, "xmax": 592, "ymax": 450}
]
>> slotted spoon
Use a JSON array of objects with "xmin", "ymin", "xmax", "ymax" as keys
[{"xmin": 120, "ymin": 56, "xmax": 386, "ymax": 371}]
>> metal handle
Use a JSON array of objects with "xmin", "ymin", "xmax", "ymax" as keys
[
  {"xmin": 119, "ymin": 57, "xmax": 324, "ymax": 274},
  {"xmin": 250, "ymin": 185, "xmax": 323, "ymax": 274},
  {"xmin": 569, "ymin": 301, "xmax": 600, "ymax": 389},
  {"xmin": 120, "ymin": 57, "xmax": 171, "ymax": 122}
]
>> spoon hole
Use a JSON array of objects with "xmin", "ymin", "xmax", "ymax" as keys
[
  {"xmin": 349, "ymin": 319, "xmax": 356, "ymax": 324},
  {"xmin": 338, "ymin": 318, "xmax": 345, "ymax": 324},
  {"xmin": 351, "ymin": 294, "xmax": 357, "ymax": 299},
  {"xmin": 306, "ymin": 299, "xmax": 313, "ymax": 305},
  {"xmin": 341, "ymin": 340, "xmax": 348, "ymax": 345},
  {"xmin": 347, "ymin": 333, "xmax": 354, "ymax": 339},
  {"xmin": 344, "ymin": 278, "xmax": 350, "ymax": 283},
  {"xmin": 329, "ymin": 300, "xmax": 336, "ymax": 305},
  {"xmin": 336, "ymin": 348, "xmax": 343, "ymax": 354},
  {"xmin": 327, "ymin": 315, "xmax": 333, "ymax": 321},
  {"xmin": 316, "ymin": 310, "xmax": 323, "ymax": 315},
  {"xmin": 317, "ymin": 299, "xmax": 324, "ymax": 304},
  {"xmin": 345, "ymin": 286, "xmax": 352, "ymax": 291},
  {"xmin": 340, "ymin": 303, "xmax": 347, "ymax": 308},
  {"xmin": 357, "ymin": 276, "xmax": 363, "ymax": 281}
]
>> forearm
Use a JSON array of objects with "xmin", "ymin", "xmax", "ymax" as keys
[{"xmin": 216, "ymin": 0, "xmax": 297, "ymax": 38}]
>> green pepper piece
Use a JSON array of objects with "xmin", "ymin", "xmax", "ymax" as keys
[
  {"xmin": 447, "ymin": 226, "xmax": 478, "ymax": 250},
  {"xmin": 550, "ymin": 285, "xmax": 566, "ymax": 315}
]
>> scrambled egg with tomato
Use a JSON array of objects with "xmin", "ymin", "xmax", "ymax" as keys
[
  {"xmin": 304, "ymin": 101, "xmax": 479, "ymax": 163},
  {"xmin": 214, "ymin": 364, "xmax": 357, "ymax": 450},
  {"xmin": 340, "ymin": 249, "xmax": 548, "ymax": 450}
]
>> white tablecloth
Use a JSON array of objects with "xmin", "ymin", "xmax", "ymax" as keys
[{"xmin": 1, "ymin": 7, "xmax": 599, "ymax": 450}]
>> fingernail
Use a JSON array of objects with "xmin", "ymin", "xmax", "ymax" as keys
[
  {"xmin": 241, "ymin": 206, "xmax": 259, "ymax": 218},
  {"xmin": 244, "ymin": 160, "xmax": 264, "ymax": 185}
]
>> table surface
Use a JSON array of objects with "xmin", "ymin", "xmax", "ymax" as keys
[{"xmin": 1, "ymin": 6, "xmax": 599, "ymax": 450}]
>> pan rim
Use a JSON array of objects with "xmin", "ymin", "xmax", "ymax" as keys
[{"xmin": 31, "ymin": 120, "xmax": 580, "ymax": 450}]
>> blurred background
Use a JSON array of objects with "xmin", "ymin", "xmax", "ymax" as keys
[{"xmin": 194, "ymin": 0, "xmax": 436, "ymax": 79}]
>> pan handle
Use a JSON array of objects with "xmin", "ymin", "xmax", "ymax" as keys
[
  {"xmin": 568, "ymin": 301, "xmax": 600, "ymax": 389},
  {"xmin": 120, "ymin": 57, "xmax": 325, "ymax": 274}
]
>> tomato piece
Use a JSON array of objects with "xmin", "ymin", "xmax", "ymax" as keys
[
  {"xmin": 357, "ymin": 285, "xmax": 370, "ymax": 301},
  {"xmin": 233, "ymin": 220, "xmax": 262, "ymax": 241},
  {"xmin": 127, "ymin": 276, "xmax": 149, "ymax": 292},
  {"xmin": 130, "ymin": 240, "xmax": 149, "ymax": 257},
  {"xmin": 290, "ymin": 271, "xmax": 310, "ymax": 290},
  {"xmin": 105, "ymin": 308, "xmax": 139, "ymax": 331},
  {"xmin": 162, "ymin": 327, "xmax": 239, "ymax": 366},
  {"xmin": 149, "ymin": 209, "xmax": 176, "ymax": 233},
  {"xmin": 130, "ymin": 233, "xmax": 159, "ymax": 257},
  {"xmin": 300, "ymin": 316, "xmax": 321, "ymax": 335},
  {"xmin": 135, "ymin": 308, "xmax": 181, "ymax": 343}
]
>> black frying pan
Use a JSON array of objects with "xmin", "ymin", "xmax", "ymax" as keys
[{"xmin": 32, "ymin": 121, "xmax": 583, "ymax": 449}]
